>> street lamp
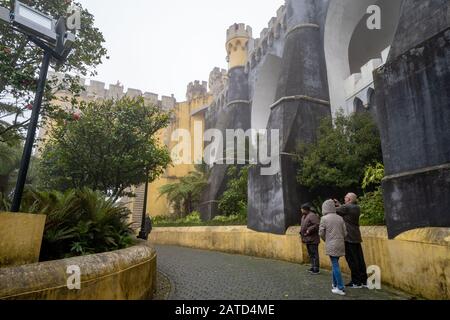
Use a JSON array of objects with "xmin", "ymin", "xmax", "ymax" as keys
[
  {"xmin": 12, "ymin": 1, "xmax": 57, "ymax": 44},
  {"xmin": 138, "ymin": 170, "xmax": 152, "ymax": 240},
  {"xmin": 0, "ymin": 6, "xmax": 9, "ymax": 23},
  {"xmin": 0, "ymin": 1, "xmax": 76, "ymax": 212}
]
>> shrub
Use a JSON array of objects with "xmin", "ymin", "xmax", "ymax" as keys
[
  {"xmin": 21, "ymin": 188, "xmax": 135, "ymax": 261},
  {"xmin": 362, "ymin": 162, "xmax": 385, "ymax": 190},
  {"xmin": 357, "ymin": 163, "xmax": 386, "ymax": 225},
  {"xmin": 152, "ymin": 211, "xmax": 246, "ymax": 227},
  {"xmin": 359, "ymin": 187, "xmax": 385, "ymax": 226},
  {"xmin": 218, "ymin": 166, "xmax": 249, "ymax": 217},
  {"xmin": 151, "ymin": 215, "xmax": 171, "ymax": 225},
  {"xmin": 212, "ymin": 214, "xmax": 246, "ymax": 224},
  {"xmin": 181, "ymin": 211, "xmax": 201, "ymax": 224}
]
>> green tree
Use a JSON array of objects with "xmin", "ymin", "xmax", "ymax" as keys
[
  {"xmin": 39, "ymin": 96, "xmax": 171, "ymax": 202},
  {"xmin": 296, "ymin": 111, "xmax": 382, "ymax": 198},
  {"xmin": 159, "ymin": 163, "xmax": 209, "ymax": 218},
  {"xmin": 218, "ymin": 165, "xmax": 249, "ymax": 217},
  {"xmin": 0, "ymin": 0, "xmax": 108, "ymax": 143}
]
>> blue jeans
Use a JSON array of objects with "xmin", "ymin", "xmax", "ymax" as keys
[{"xmin": 330, "ymin": 256, "xmax": 344, "ymax": 291}]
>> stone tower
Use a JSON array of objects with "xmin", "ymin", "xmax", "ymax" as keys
[{"xmin": 199, "ymin": 24, "xmax": 253, "ymax": 221}]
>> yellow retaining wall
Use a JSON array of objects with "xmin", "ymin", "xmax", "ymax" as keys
[
  {"xmin": 0, "ymin": 212, "xmax": 46, "ymax": 267},
  {"xmin": 0, "ymin": 241, "xmax": 157, "ymax": 300},
  {"xmin": 150, "ymin": 226, "xmax": 450, "ymax": 300}
]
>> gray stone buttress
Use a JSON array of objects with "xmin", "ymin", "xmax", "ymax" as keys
[{"xmin": 247, "ymin": 0, "xmax": 331, "ymax": 234}]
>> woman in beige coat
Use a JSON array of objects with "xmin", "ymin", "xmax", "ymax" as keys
[{"xmin": 319, "ymin": 199, "xmax": 348, "ymax": 296}]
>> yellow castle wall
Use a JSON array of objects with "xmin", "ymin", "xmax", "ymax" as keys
[{"xmin": 146, "ymin": 94, "xmax": 213, "ymax": 217}]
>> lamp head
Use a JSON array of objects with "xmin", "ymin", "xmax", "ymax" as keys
[
  {"xmin": 12, "ymin": 1, "xmax": 57, "ymax": 45},
  {"xmin": 0, "ymin": 6, "xmax": 10, "ymax": 24}
]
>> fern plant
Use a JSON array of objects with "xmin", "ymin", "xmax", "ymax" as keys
[
  {"xmin": 159, "ymin": 164, "xmax": 209, "ymax": 217},
  {"xmin": 22, "ymin": 188, "xmax": 135, "ymax": 261}
]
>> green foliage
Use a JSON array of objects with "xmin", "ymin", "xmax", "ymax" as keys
[
  {"xmin": 359, "ymin": 187, "xmax": 385, "ymax": 226},
  {"xmin": 0, "ymin": 0, "xmax": 108, "ymax": 143},
  {"xmin": 39, "ymin": 96, "xmax": 171, "ymax": 201},
  {"xmin": 362, "ymin": 162, "xmax": 385, "ymax": 190},
  {"xmin": 218, "ymin": 166, "xmax": 249, "ymax": 217},
  {"xmin": 0, "ymin": 140, "xmax": 21, "ymax": 195},
  {"xmin": 212, "ymin": 214, "xmax": 246, "ymax": 224},
  {"xmin": 152, "ymin": 211, "xmax": 246, "ymax": 227},
  {"xmin": 21, "ymin": 188, "xmax": 135, "ymax": 261},
  {"xmin": 359, "ymin": 162, "xmax": 386, "ymax": 226},
  {"xmin": 311, "ymin": 197, "xmax": 326, "ymax": 217},
  {"xmin": 0, "ymin": 140, "xmax": 41, "ymax": 197},
  {"xmin": 296, "ymin": 111, "xmax": 382, "ymax": 197},
  {"xmin": 159, "ymin": 164, "xmax": 209, "ymax": 217},
  {"xmin": 182, "ymin": 211, "xmax": 202, "ymax": 224}
]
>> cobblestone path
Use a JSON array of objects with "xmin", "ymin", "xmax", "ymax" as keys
[{"xmin": 155, "ymin": 245, "xmax": 410, "ymax": 300}]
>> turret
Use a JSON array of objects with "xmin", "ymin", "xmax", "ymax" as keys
[
  {"xmin": 186, "ymin": 80, "xmax": 208, "ymax": 101},
  {"xmin": 209, "ymin": 67, "xmax": 227, "ymax": 96},
  {"xmin": 226, "ymin": 23, "xmax": 252, "ymax": 69}
]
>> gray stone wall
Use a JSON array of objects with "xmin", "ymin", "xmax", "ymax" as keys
[{"xmin": 374, "ymin": 0, "xmax": 450, "ymax": 238}]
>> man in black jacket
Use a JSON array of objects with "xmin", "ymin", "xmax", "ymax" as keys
[{"xmin": 334, "ymin": 193, "xmax": 368, "ymax": 288}]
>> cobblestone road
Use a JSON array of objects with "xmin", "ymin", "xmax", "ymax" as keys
[{"xmin": 155, "ymin": 245, "xmax": 410, "ymax": 300}]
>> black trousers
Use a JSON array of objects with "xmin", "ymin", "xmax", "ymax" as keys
[
  {"xmin": 306, "ymin": 244, "xmax": 320, "ymax": 272},
  {"xmin": 345, "ymin": 242, "xmax": 368, "ymax": 285}
]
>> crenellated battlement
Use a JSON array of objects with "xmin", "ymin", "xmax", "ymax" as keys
[
  {"xmin": 186, "ymin": 80, "xmax": 208, "ymax": 101},
  {"xmin": 246, "ymin": 5, "xmax": 287, "ymax": 71},
  {"xmin": 48, "ymin": 72, "xmax": 176, "ymax": 110},
  {"xmin": 209, "ymin": 67, "xmax": 228, "ymax": 97},
  {"xmin": 226, "ymin": 23, "xmax": 252, "ymax": 43}
]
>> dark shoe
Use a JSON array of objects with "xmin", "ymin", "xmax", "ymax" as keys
[
  {"xmin": 310, "ymin": 271, "xmax": 320, "ymax": 275},
  {"xmin": 346, "ymin": 282, "xmax": 363, "ymax": 289}
]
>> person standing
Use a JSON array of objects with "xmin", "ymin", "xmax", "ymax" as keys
[
  {"xmin": 335, "ymin": 193, "xmax": 368, "ymax": 288},
  {"xmin": 300, "ymin": 203, "xmax": 320, "ymax": 275},
  {"xmin": 319, "ymin": 199, "xmax": 347, "ymax": 296}
]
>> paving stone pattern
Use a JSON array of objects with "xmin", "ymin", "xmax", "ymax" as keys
[{"xmin": 155, "ymin": 245, "xmax": 411, "ymax": 300}]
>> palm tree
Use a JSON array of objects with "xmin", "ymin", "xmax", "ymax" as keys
[{"xmin": 159, "ymin": 163, "xmax": 209, "ymax": 217}]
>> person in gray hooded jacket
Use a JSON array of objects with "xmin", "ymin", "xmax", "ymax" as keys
[{"xmin": 319, "ymin": 199, "xmax": 347, "ymax": 296}]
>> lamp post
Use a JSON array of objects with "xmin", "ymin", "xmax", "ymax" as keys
[
  {"xmin": 138, "ymin": 170, "xmax": 151, "ymax": 240},
  {"xmin": 1, "ymin": 1, "xmax": 75, "ymax": 212},
  {"xmin": 11, "ymin": 51, "xmax": 51, "ymax": 212}
]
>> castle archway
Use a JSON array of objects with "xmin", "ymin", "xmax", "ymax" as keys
[{"xmin": 324, "ymin": 0, "xmax": 402, "ymax": 116}]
